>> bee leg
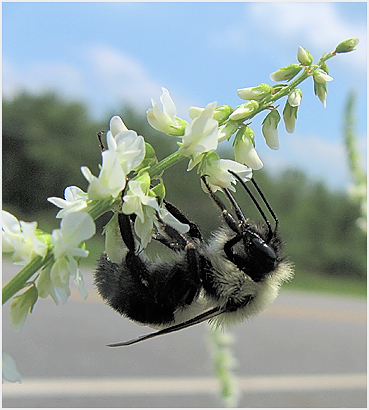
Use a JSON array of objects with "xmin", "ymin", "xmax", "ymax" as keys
[
  {"xmin": 153, "ymin": 219, "xmax": 189, "ymax": 252},
  {"xmin": 223, "ymin": 234, "xmax": 243, "ymax": 265},
  {"xmin": 201, "ymin": 176, "xmax": 240, "ymax": 234},
  {"xmin": 163, "ymin": 199, "xmax": 203, "ymax": 240},
  {"xmin": 118, "ymin": 212, "xmax": 136, "ymax": 252}
]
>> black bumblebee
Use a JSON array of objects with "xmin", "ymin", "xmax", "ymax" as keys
[{"xmin": 94, "ymin": 171, "xmax": 293, "ymax": 346}]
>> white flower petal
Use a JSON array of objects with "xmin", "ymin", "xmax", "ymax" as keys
[{"xmin": 109, "ymin": 115, "xmax": 128, "ymax": 136}]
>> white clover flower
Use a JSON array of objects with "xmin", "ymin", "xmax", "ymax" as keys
[
  {"xmin": 262, "ymin": 109, "xmax": 281, "ymax": 150},
  {"xmin": 107, "ymin": 131, "xmax": 145, "ymax": 174},
  {"xmin": 234, "ymin": 127, "xmax": 263, "ymax": 170},
  {"xmin": 122, "ymin": 179, "xmax": 159, "ymax": 223},
  {"xmin": 122, "ymin": 176, "xmax": 159, "ymax": 248},
  {"xmin": 178, "ymin": 101, "xmax": 219, "ymax": 170},
  {"xmin": 200, "ymin": 152, "xmax": 252, "ymax": 192},
  {"xmin": 81, "ymin": 150, "xmax": 126, "ymax": 200},
  {"xmin": 47, "ymin": 186, "xmax": 88, "ymax": 218},
  {"xmin": 297, "ymin": 46, "xmax": 313, "ymax": 66},
  {"xmin": 288, "ymin": 88, "xmax": 302, "ymax": 107},
  {"xmin": 106, "ymin": 116, "xmax": 145, "ymax": 174},
  {"xmin": 108, "ymin": 115, "xmax": 128, "ymax": 136},
  {"xmin": 229, "ymin": 100, "xmax": 259, "ymax": 121},
  {"xmin": 313, "ymin": 69, "xmax": 333, "ymax": 84},
  {"xmin": 188, "ymin": 106, "xmax": 204, "ymax": 119},
  {"xmin": 189, "ymin": 105, "xmax": 233, "ymax": 124},
  {"xmin": 2, "ymin": 352, "xmax": 22, "ymax": 383},
  {"xmin": 40, "ymin": 212, "xmax": 95, "ymax": 304},
  {"xmin": 237, "ymin": 84, "xmax": 273, "ymax": 101},
  {"xmin": 2, "ymin": 211, "xmax": 48, "ymax": 266},
  {"xmin": 147, "ymin": 88, "xmax": 187, "ymax": 136},
  {"xmin": 314, "ymin": 81, "xmax": 328, "ymax": 108},
  {"xmin": 218, "ymin": 120, "xmax": 239, "ymax": 143},
  {"xmin": 270, "ymin": 63, "xmax": 302, "ymax": 82}
]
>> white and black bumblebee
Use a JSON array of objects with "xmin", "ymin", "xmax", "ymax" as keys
[{"xmin": 94, "ymin": 171, "xmax": 294, "ymax": 346}]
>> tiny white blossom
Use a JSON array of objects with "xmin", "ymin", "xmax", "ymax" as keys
[
  {"xmin": 288, "ymin": 88, "xmax": 302, "ymax": 107},
  {"xmin": 188, "ymin": 106, "xmax": 204, "ymax": 119},
  {"xmin": 147, "ymin": 88, "xmax": 187, "ymax": 136},
  {"xmin": 47, "ymin": 186, "xmax": 88, "ymax": 218},
  {"xmin": 237, "ymin": 84, "xmax": 273, "ymax": 101},
  {"xmin": 297, "ymin": 46, "xmax": 313, "ymax": 66},
  {"xmin": 122, "ymin": 176, "xmax": 159, "ymax": 248},
  {"xmin": 313, "ymin": 69, "xmax": 333, "ymax": 84},
  {"xmin": 234, "ymin": 127, "xmax": 263, "ymax": 170},
  {"xmin": 200, "ymin": 153, "xmax": 252, "ymax": 192},
  {"xmin": 122, "ymin": 180, "xmax": 159, "ymax": 222},
  {"xmin": 106, "ymin": 117, "xmax": 145, "ymax": 174},
  {"xmin": 2, "ymin": 352, "xmax": 22, "ymax": 383},
  {"xmin": 314, "ymin": 81, "xmax": 328, "ymax": 108},
  {"xmin": 2, "ymin": 211, "xmax": 47, "ymax": 266},
  {"xmin": 81, "ymin": 150, "xmax": 126, "ymax": 200},
  {"xmin": 41, "ymin": 212, "xmax": 95, "ymax": 304},
  {"xmin": 262, "ymin": 109, "xmax": 281, "ymax": 150},
  {"xmin": 108, "ymin": 115, "xmax": 128, "ymax": 136},
  {"xmin": 178, "ymin": 101, "xmax": 219, "ymax": 170},
  {"xmin": 229, "ymin": 100, "xmax": 259, "ymax": 121}
]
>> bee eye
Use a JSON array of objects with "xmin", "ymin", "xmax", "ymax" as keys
[{"xmin": 251, "ymin": 237, "xmax": 276, "ymax": 262}]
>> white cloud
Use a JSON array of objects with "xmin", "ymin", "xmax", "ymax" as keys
[
  {"xmin": 84, "ymin": 44, "xmax": 162, "ymax": 112},
  {"xmin": 2, "ymin": 59, "xmax": 84, "ymax": 100},
  {"xmin": 2, "ymin": 44, "xmax": 197, "ymax": 121},
  {"xmin": 257, "ymin": 132, "xmax": 367, "ymax": 189},
  {"xmin": 248, "ymin": 3, "xmax": 366, "ymax": 71}
]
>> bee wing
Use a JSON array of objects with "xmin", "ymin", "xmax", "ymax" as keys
[{"xmin": 107, "ymin": 306, "xmax": 225, "ymax": 347}]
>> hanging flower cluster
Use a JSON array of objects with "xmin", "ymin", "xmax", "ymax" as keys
[{"xmin": 2, "ymin": 38, "xmax": 358, "ymax": 382}]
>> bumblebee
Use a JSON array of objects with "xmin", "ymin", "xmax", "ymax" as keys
[{"xmin": 94, "ymin": 171, "xmax": 293, "ymax": 346}]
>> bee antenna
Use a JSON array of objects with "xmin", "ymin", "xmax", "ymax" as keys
[
  {"xmin": 228, "ymin": 170, "xmax": 278, "ymax": 238},
  {"xmin": 250, "ymin": 178, "xmax": 279, "ymax": 231}
]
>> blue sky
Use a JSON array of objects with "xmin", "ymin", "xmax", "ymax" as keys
[{"xmin": 2, "ymin": 2, "xmax": 367, "ymax": 190}]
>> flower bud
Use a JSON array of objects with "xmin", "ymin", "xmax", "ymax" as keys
[
  {"xmin": 297, "ymin": 46, "xmax": 313, "ymax": 66},
  {"xmin": 335, "ymin": 38, "xmax": 359, "ymax": 53},
  {"xmin": 229, "ymin": 100, "xmax": 259, "ymax": 121},
  {"xmin": 213, "ymin": 105, "xmax": 234, "ymax": 124},
  {"xmin": 218, "ymin": 120, "xmax": 239, "ymax": 142},
  {"xmin": 314, "ymin": 81, "xmax": 328, "ymax": 108},
  {"xmin": 270, "ymin": 64, "xmax": 302, "ymax": 82},
  {"xmin": 287, "ymin": 88, "xmax": 302, "ymax": 107},
  {"xmin": 262, "ymin": 109, "xmax": 280, "ymax": 150},
  {"xmin": 313, "ymin": 69, "xmax": 333, "ymax": 84},
  {"xmin": 234, "ymin": 126, "xmax": 263, "ymax": 170},
  {"xmin": 237, "ymin": 83, "xmax": 273, "ymax": 101},
  {"xmin": 283, "ymin": 101, "xmax": 298, "ymax": 134},
  {"xmin": 189, "ymin": 105, "xmax": 233, "ymax": 125}
]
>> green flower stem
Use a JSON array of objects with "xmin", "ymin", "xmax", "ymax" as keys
[
  {"xmin": 238, "ymin": 50, "xmax": 338, "ymax": 122},
  {"xmin": 148, "ymin": 151, "xmax": 186, "ymax": 179},
  {"xmin": 87, "ymin": 197, "xmax": 117, "ymax": 220},
  {"xmin": 2, "ymin": 250, "xmax": 54, "ymax": 305}
]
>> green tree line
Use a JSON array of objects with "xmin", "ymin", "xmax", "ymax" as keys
[{"xmin": 3, "ymin": 92, "xmax": 366, "ymax": 282}]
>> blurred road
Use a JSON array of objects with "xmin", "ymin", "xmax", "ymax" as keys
[{"xmin": 2, "ymin": 262, "xmax": 367, "ymax": 407}]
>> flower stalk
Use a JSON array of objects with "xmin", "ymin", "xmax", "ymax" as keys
[{"xmin": 2, "ymin": 38, "xmax": 359, "ymax": 348}]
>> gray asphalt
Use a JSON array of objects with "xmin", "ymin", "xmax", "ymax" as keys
[{"xmin": 2, "ymin": 262, "xmax": 367, "ymax": 407}]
